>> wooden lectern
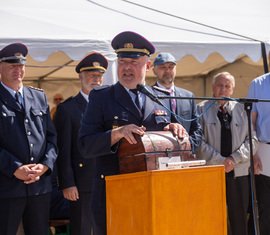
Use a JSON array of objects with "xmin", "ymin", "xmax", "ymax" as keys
[{"xmin": 106, "ymin": 166, "xmax": 227, "ymax": 235}]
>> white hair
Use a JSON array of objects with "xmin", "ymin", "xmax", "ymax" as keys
[{"xmin": 212, "ymin": 72, "xmax": 235, "ymax": 87}]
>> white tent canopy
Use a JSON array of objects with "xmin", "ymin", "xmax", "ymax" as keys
[{"xmin": 0, "ymin": 0, "xmax": 270, "ymax": 104}]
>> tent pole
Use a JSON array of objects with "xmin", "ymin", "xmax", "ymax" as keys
[
  {"xmin": 35, "ymin": 60, "xmax": 75, "ymax": 88},
  {"xmin": 260, "ymin": 42, "xmax": 269, "ymax": 74}
]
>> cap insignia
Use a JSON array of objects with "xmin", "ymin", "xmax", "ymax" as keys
[
  {"xmin": 93, "ymin": 62, "xmax": 100, "ymax": 67},
  {"xmin": 124, "ymin": 43, "xmax": 134, "ymax": 49},
  {"xmin": 14, "ymin": 53, "xmax": 23, "ymax": 57}
]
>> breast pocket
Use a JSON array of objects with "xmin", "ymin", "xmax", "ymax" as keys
[
  {"xmin": 0, "ymin": 109, "xmax": 16, "ymax": 133},
  {"xmin": 179, "ymin": 110, "xmax": 191, "ymax": 119},
  {"xmin": 30, "ymin": 108, "xmax": 47, "ymax": 131},
  {"xmin": 232, "ymin": 120, "xmax": 247, "ymax": 140}
]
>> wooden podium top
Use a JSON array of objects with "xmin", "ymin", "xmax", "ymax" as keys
[{"xmin": 106, "ymin": 165, "xmax": 224, "ymax": 181}]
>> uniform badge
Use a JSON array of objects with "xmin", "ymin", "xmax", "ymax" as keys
[
  {"xmin": 154, "ymin": 110, "xmax": 167, "ymax": 116},
  {"xmin": 14, "ymin": 52, "xmax": 23, "ymax": 57},
  {"xmin": 124, "ymin": 43, "xmax": 134, "ymax": 48},
  {"xmin": 93, "ymin": 61, "xmax": 100, "ymax": 67}
]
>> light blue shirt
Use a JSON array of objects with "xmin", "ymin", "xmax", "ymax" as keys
[
  {"xmin": 80, "ymin": 90, "xmax": 89, "ymax": 102},
  {"xmin": 247, "ymin": 73, "xmax": 270, "ymax": 142},
  {"xmin": 126, "ymin": 87, "xmax": 145, "ymax": 110},
  {"xmin": 1, "ymin": 82, "xmax": 24, "ymax": 99}
]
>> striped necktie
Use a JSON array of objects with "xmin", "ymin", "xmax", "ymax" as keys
[{"xmin": 169, "ymin": 89, "xmax": 176, "ymax": 113}]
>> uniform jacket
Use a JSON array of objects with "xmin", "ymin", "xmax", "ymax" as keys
[
  {"xmin": 196, "ymin": 100, "xmax": 258, "ymax": 177},
  {"xmin": 79, "ymin": 82, "xmax": 179, "ymax": 178},
  {"xmin": 54, "ymin": 92, "xmax": 94, "ymax": 192},
  {"xmin": 152, "ymin": 83, "xmax": 202, "ymax": 152},
  {"xmin": 0, "ymin": 83, "xmax": 57, "ymax": 198}
]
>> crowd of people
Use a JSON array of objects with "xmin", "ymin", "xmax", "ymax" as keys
[{"xmin": 0, "ymin": 31, "xmax": 269, "ymax": 235}]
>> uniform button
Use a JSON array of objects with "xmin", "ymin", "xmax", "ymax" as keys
[
  {"xmin": 79, "ymin": 163, "xmax": 83, "ymax": 167},
  {"xmin": 30, "ymin": 143, "xmax": 34, "ymax": 148},
  {"xmin": 25, "ymin": 119, "xmax": 29, "ymax": 123},
  {"xmin": 30, "ymin": 157, "xmax": 34, "ymax": 161},
  {"xmin": 2, "ymin": 113, "xmax": 7, "ymax": 117},
  {"xmin": 27, "ymin": 131, "xmax": 31, "ymax": 136},
  {"xmin": 100, "ymin": 174, "xmax": 105, "ymax": 179},
  {"xmin": 39, "ymin": 112, "xmax": 43, "ymax": 115}
]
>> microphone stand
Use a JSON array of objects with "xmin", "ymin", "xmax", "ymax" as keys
[{"xmin": 155, "ymin": 94, "xmax": 270, "ymax": 235}]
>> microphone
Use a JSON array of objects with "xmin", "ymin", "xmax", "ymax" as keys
[{"xmin": 136, "ymin": 84, "xmax": 163, "ymax": 106}]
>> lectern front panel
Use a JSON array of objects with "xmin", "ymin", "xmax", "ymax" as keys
[{"xmin": 106, "ymin": 166, "xmax": 227, "ymax": 235}]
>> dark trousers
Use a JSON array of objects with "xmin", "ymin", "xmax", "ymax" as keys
[
  {"xmin": 0, "ymin": 193, "xmax": 50, "ymax": 235},
  {"xmin": 91, "ymin": 178, "xmax": 107, "ymax": 235},
  {"xmin": 70, "ymin": 192, "xmax": 93, "ymax": 235},
  {"xmin": 255, "ymin": 174, "xmax": 270, "ymax": 235},
  {"xmin": 226, "ymin": 175, "xmax": 249, "ymax": 235}
]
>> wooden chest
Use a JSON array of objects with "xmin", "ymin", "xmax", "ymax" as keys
[{"xmin": 117, "ymin": 131, "xmax": 193, "ymax": 174}]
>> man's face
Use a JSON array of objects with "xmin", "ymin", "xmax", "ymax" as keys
[
  {"xmin": 212, "ymin": 75, "xmax": 234, "ymax": 98},
  {"xmin": 0, "ymin": 62, "xmax": 25, "ymax": 90},
  {"xmin": 79, "ymin": 70, "xmax": 104, "ymax": 94},
  {"xmin": 153, "ymin": 62, "xmax": 176, "ymax": 88},
  {"xmin": 53, "ymin": 95, "xmax": 63, "ymax": 105},
  {"xmin": 117, "ymin": 56, "xmax": 150, "ymax": 89}
]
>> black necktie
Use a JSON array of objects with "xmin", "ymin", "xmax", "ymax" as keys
[{"xmin": 217, "ymin": 107, "xmax": 232, "ymax": 157}]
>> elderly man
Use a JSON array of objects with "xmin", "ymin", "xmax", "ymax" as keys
[
  {"xmin": 152, "ymin": 52, "xmax": 202, "ymax": 152},
  {"xmin": 197, "ymin": 72, "xmax": 258, "ymax": 235},
  {"xmin": 0, "ymin": 43, "xmax": 57, "ymax": 235},
  {"xmin": 79, "ymin": 31, "xmax": 196, "ymax": 235},
  {"xmin": 54, "ymin": 52, "xmax": 108, "ymax": 235}
]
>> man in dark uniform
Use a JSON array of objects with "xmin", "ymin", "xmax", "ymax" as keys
[
  {"xmin": 152, "ymin": 52, "xmax": 202, "ymax": 152},
  {"xmin": 79, "ymin": 31, "xmax": 199, "ymax": 235},
  {"xmin": 0, "ymin": 43, "xmax": 57, "ymax": 235},
  {"xmin": 54, "ymin": 52, "xmax": 108, "ymax": 235}
]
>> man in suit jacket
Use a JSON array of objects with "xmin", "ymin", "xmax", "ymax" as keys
[
  {"xmin": 152, "ymin": 52, "xmax": 202, "ymax": 152},
  {"xmin": 54, "ymin": 52, "xmax": 108, "ymax": 235},
  {"xmin": 0, "ymin": 43, "xmax": 57, "ymax": 235},
  {"xmin": 79, "ymin": 31, "xmax": 198, "ymax": 235}
]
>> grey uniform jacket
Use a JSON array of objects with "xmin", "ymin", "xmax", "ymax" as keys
[{"xmin": 196, "ymin": 100, "xmax": 258, "ymax": 177}]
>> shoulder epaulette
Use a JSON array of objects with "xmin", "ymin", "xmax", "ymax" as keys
[
  {"xmin": 93, "ymin": 85, "xmax": 110, "ymax": 91},
  {"xmin": 28, "ymin": 86, "xmax": 44, "ymax": 92}
]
